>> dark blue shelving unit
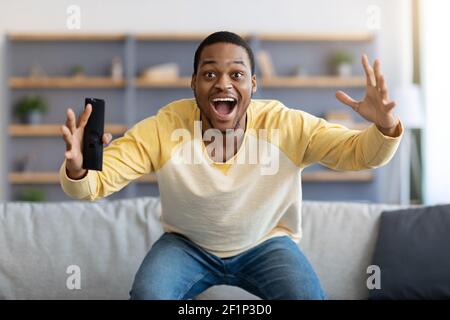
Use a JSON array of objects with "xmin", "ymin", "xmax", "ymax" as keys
[{"xmin": 5, "ymin": 32, "xmax": 380, "ymax": 202}]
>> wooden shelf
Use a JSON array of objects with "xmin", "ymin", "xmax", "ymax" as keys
[
  {"xmin": 302, "ymin": 170, "xmax": 373, "ymax": 182},
  {"xmin": 9, "ymin": 123, "xmax": 367, "ymax": 137},
  {"xmin": 135, "ymin": 33, "xmax": 207, "ymax": 41},
  {"xmin": 8, "ymin": 32, "xmax": 372, "ymax": 42},
  {"xmin": 9, "ymin": 124, "xmax": 128, "ymax": 137},
  {"xmin": 8, "ymin": 33, "xmax": 126, "ymax": 41},
  {"xmin": 9, "ymin": 171, "xmax": 371, "ymax": 184},
  {"xmin": 9, "ymin": 32, "xmax": 248, "ymax": 43},
  {"xmin": 10, "ymin": 172, "xmax": 60, "ymax": 184},
  {"xmin": 134, "ymin": 76, "xmax": 365, "ymax": 88},
  {"xmin": 134, "ymin": 77, "xmax": 192, "ymax": 88},
  {"xmin": 134, "ymin": 33, "xmax": 250, "ymax": 41},
  {"xmin": 9, "ymin": 172, "xmax": 157, "ymax": 184},
  {"xmin": 9, "ymin": 76, "xmax": 365, "ymax": 89},
  {"xmin": 9, "ymin": 77, "xmax": 125, "ymax": 89},
  {"xmin": 259, "ymin": 76, "xmax": 366, "ymax": 88},
  {"xmin": 258, "ymin": 33, "xmax": 374, "ymax": 42}
]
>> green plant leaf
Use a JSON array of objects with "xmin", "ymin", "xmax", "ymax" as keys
[{"xmin": 15, "ymin": 95, "xmax": 49, "ymax": 116}]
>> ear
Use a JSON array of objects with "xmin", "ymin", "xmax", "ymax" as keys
[
  {"xmin": 191, "ymin": 74, "xmax": 196, "ymax": 91},
  {"xmin": 251, "ymin": 74, "xmax": 257, "ymax": 94}
]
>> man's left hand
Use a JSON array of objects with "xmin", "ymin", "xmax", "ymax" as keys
[{"xmin": 335, "ymin": 54, "xmax": 400, "ymax": 137}]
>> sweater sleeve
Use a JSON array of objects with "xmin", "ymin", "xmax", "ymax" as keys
[
  {"xmin": 299, "ymin": 111, "xmax": 403, "ymax": 170},
  {"xmin": 59, "ymin": 116, "xmax": 160, "ymax": 200}
]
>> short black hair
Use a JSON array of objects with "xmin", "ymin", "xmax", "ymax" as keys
[{"xmin": 193, "ymin": 31, "xmax": 255, "ymax": 75}]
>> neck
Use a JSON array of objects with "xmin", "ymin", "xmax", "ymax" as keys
[
  {"xmin": 200, "ymin": 113, "xmax": 247, "ymax": 162},
  {"xmin": 200, "ymin": 113, "xmax": 246, "ymax": 135}
]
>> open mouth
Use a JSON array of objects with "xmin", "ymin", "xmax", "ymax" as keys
[{"xmin": 210, "ymin": 97, "xmax": 238, "ymax": 118}]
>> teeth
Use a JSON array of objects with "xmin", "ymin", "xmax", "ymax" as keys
[{"xmin": 212, "ymin": 98, "xmax": 236, "ymax": 102}]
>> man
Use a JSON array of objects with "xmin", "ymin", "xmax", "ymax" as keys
[{"xmin": 60, "ymin": 31, "xmax": 402, "ymax": 300}]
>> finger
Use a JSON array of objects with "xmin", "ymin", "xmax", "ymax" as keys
[
  {"xmin": 102, "ymin": 133, "xmax": 113, "ymax": 146},
  {"xmin": 77, "ymin": 103, "xmax": 92, "ymax": 128},
  {"xmin": 373, "ymin": 59, "xmax": 382, "ymax": 91},
  {"xmin": 362, "ymin": 54, "xmax": 376, "ymax": 87},
  {"xmin": 336, "ymin": 91, "xmax": 359, "ymax": 110},
  {"xmin": 66, "ymin": 108, "xmax": 77, "ymax": 134},
  {"xmin": 379, "ymin": 74, "xmax": 389, "ymax": 101},
  {"xmin": 61, "ymin": 125, "xmax": 73, "ymax": 150}
]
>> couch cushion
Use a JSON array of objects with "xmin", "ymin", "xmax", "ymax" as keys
[
  {"xmin": 0, "ymin": 197, "xmax": 163, "ymax": 299},
  {"xmin": 370, "ymin": 205, "xmax": 450, "ymax": 300},
  {"xmin": 296, "ymin": 201, "xmax": 402, "ymax": 300}
]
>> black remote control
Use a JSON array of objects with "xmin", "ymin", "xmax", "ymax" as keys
[{"xmin": 82, "ymin": 98, "xmax": 105, "ymax": 171}]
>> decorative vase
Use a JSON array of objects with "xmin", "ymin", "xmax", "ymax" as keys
[
  {"xmin": 111, "ymin": 56, "xmax": 123, "ymax": 80},
  {"xmin": 337, "ymin": 63, "xmax": 352, "ymax": 77},
  {"xmin": 26, "ymin": 111, "xmax": 43, "ymax": 124}
]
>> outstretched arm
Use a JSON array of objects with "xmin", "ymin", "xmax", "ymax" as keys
[{"xmin": 300, "ymin": 55, "xmax": 403, "ymax": 170}]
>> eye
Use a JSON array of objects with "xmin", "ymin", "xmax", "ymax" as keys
[
  {"xmin": 204, "ymin": 71, "xmax": 216, "ymax": 79},
  {"xmin": 232, "ymin": 72, "xmax": 244, "ymax": 79}
]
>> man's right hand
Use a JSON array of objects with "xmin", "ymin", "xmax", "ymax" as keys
[{"xmin": 61, "ymin": 104, "xmax": 112, "ymax": 180}]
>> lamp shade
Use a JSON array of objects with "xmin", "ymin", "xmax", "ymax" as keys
[{"xmin": 391, "ymin": 84, "xmax": 424, "ymax": 129}]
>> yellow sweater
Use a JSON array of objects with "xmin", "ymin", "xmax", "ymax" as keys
[{"xmin": 60, "ymin": 99, "xmax": 403, "ymax": 257}]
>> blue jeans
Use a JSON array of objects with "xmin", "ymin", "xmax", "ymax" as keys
[{"xmin": 129, "ymin": 232, "xmax": 326, "ymax": 300}]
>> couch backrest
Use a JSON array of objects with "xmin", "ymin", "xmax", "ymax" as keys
[{"xmin": 0, "ymin": 197, "xmax": 401, "ymax": 300}]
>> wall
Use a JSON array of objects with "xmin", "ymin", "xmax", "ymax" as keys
[
  {"xmin": 0, "ymin": 0, "xmax": 412, "ymax": 201},
  {"xmin": 421, "ymin": 0, "xmax": 450, "ymax": 204}
]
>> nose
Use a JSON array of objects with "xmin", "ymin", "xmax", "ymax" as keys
[{"xmin": 214, "ymin": 74, "xmax": 233, "ymax": 91}]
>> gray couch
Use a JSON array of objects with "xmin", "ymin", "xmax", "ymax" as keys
[{"xmin": 0, "ymin": 197, "xmax": 402, "ymax": 300}]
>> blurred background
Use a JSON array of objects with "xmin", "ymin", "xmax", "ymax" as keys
[{"xmin": 0, "ymin": 0, "xmax": 447, "ymax": 205}]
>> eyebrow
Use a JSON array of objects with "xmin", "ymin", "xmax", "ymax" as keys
[{"xmin": 200, "ymin": 59, "xmax": 246, "ymax": 67}]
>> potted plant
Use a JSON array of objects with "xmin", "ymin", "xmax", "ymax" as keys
[
  {"xmin": 71, "ymin": 64, "xmax": 85, "ymax": 78},
  {"xmin": 19, "ymin": 188, "xmax": 46, "ymax": 202},
  {"xmin": 15, "ymin": 95, "xmax": 48, "ymax": 124},
  {"xmin": 329, "ymin": 51, "xmax": 354, "ymax": 77}
]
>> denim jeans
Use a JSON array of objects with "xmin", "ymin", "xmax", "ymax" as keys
[{"xmin": 129, "ymin": 232, "xmax": 326, "ymax": 300}]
